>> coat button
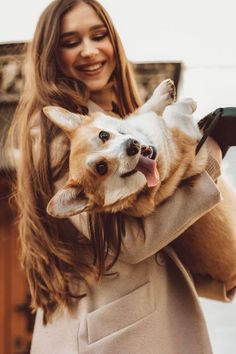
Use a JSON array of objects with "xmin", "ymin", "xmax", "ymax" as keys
[{"xmin": 155, "ymin": 251, "xmax": 166, "ymax": 266}]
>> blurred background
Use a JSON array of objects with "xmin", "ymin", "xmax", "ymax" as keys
[{"xmin": 0, "ymin": 1, "xmax": 235, "ymax": 353}]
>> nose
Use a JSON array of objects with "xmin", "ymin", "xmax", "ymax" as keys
[
  {"xmin": 80, "ymin": 39, "xmax": 99, "ymax": 58},
  {"xmin": 126, "ymin": 138, "xmax": 140, "ymax": 156}
]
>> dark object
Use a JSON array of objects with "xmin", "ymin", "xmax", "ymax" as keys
[{"xmin": 196, "ymin": 107, "xmax": 236, "ymax": 157}]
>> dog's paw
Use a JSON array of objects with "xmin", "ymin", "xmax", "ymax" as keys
[
  {"xmin": 150, "ymin": 79, "xmax": 176, "ymax": 115},
  {"xmin": 177, "ymin": 98, "xmax": 197, "ymax": 114},
  {"xmin": 139, "ymin": 79, "xmax": 176, "ymax": 116},
  {"xmin": 154, "ymin": 78, "xmax": 176, "ymax": 103}
]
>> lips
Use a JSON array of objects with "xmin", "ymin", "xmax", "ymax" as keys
[{"xmin": 76, "ymin": 60, "xmax": 106, "ymax": 74}]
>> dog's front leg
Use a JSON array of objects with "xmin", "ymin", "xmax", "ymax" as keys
[{"xmin": 138, "ymin": 79, "xmax": 176, "ymax": 116}]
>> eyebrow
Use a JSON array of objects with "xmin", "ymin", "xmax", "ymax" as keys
[{"xmin": 60, "ymin": 24, "xmax": 107, "ymax": 39}]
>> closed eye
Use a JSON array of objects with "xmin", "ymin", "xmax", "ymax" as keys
[
  {"xmin": 92, "ymin": 32, "xmax": 108, "ymax": 41},
  {"xmin": 60, "ymin": 40, "xmax": 81, "ymax": 48},
  {"xmin": 60, "ymin": 30, "xmax": 108, "ymax": 49}
]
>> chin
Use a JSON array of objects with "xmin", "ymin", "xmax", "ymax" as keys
[
  {"xmin": 84, "ymin": 73, "xmax": 113, "ymax": 92},
  {"xmin": 86, "ymin": 81, "xmax": 109, "ymax": 93}
]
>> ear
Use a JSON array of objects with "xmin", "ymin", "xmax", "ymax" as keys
[
  {"xmin": 47, "ymin": 184, "xmax": 90, "ymax": 218},
  {"xmin": 43, "ymin": 106, "xmax": 85, "ymax": 135}
]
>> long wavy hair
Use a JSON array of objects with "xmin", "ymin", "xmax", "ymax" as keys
[{"xmin": 8, "ymin": 0, "xmax": 142, "ymax": 323}]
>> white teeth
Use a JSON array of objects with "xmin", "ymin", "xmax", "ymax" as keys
[{"xmin": 80, "ymin": 63, "xmax": 103, "ymax": 72}]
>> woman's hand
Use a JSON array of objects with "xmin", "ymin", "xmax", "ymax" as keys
[{"xmin": 226, "ymin": 275, "xmax": 236, "ymax": 292}]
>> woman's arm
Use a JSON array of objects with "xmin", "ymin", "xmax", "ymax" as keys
[
  {"xmin": 69, "ymin": 136, "xmax": 222, "ymax": 264},
  {"xmin": 32, "ymin": 115, "xmax": 235, "ymax": 301},
  {"xmin": 70, "ymin": 170, "xmax": 221, "ymax": 264},
  {"xmin": 31, "ymin": 120, "xmax": 221, "ymax": 265}
]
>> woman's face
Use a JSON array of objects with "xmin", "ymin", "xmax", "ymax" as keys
[{"xmin": 57, "ymin": 2, "xmax": 116, "ymax": 93}]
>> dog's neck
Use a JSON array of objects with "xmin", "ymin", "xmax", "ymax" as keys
[{"xmin": 90, "ymin": 81, "xmax": 118, "ymax": 114}]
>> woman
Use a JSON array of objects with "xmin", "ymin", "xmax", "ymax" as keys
[{"xmin": 9, "ymin": 0, "xmax": 235, "ymax": 353}]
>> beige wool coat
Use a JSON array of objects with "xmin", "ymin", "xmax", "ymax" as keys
[{"xmin": 30, "ymin": 103, "xmax": 234, "ymax": 354}]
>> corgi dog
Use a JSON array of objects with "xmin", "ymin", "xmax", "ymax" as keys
[
  {"xmin": 43, "ymin": 80, "xmax": 208, "ymax": 216},
  {"xmin": 43, "ymin": 79, "xmax": 236, "ymax": 284}
]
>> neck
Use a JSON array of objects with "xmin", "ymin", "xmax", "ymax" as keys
[{"xmin": 90, "ymin": 81, "xmax": 118, "ymax": 112}]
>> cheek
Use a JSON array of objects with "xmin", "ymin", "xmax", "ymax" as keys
[
  {"xmin": 102, "ymin": 40, "xmax": 115, "ymax": 66},
  {"xmin": 109, "ymin": 51, "xmax": 116, "ymax": 71},
  {"xmin": 57, "ymin": 49, "xmax": 75, "ymax": 71}
]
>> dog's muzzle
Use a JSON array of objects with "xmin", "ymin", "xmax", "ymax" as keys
[{"xmin": 126, "ymin": 138, "xmax": 141, "ymax": 156}]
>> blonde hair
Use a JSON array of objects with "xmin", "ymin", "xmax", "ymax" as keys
[{"xmin": 8, "ymin": 0, "xmax": 142, "ymax": 323}]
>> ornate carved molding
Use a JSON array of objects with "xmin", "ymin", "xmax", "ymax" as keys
[{"xmin": 0, "ymin": 43, "xmax": 25, "ymax": 102}]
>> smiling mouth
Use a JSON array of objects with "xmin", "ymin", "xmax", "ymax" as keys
[{"xmin": 76, "ymin": 61, "xmax": 106, "ymax": 74}]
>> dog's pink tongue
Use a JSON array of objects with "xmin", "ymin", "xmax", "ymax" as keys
[{"xmin": 137, "ymin": 156, "xmax": 160, "ymax": 187}]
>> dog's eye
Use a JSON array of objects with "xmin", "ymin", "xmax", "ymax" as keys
[
  {"xmin": 96, "ymin": 161, "xmax": 108, "ymax": 175},
  {"xmin": 99, "ymin": 131, "xmax": 110, "ymax": 142}
]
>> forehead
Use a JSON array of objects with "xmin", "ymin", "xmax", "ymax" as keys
[{"xmin": 61, "ymin": 2, "xmax": 104, "ymax": 33}]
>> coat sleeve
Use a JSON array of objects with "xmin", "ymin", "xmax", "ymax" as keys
[
  {"xmin": 70, "ymin": 171, "xmax": 221, "ymax": 264},
  {"xmin": 31, "ymin": 120, "xmax": 235, "ymax": 301},
  {"xmin": 30, "ymin": 121, "xmax": 221, "ymax": 265}
]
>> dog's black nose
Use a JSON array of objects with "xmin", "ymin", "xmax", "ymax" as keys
[{"xmin": 126, "ymin": 138, "xmax": 140, "ymax": 156}]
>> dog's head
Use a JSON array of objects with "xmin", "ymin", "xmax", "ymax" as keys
[{"xmin": 43, "ymin": 106, "xmax": 161, "ymax": 218}]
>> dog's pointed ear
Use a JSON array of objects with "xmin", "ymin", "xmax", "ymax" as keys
[
  {"xmin": 47, "ymin": 184, "xmax": 90, "ymax": 218},
  {"xmin": 43, "ymin": 106, "xmax": 85, "ymax": 135}
]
